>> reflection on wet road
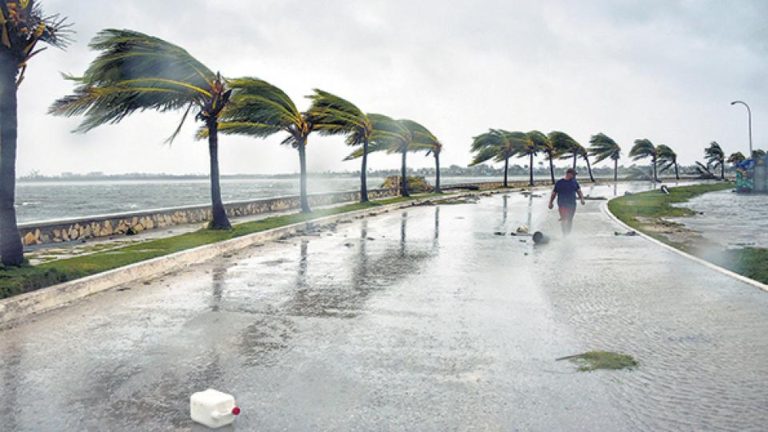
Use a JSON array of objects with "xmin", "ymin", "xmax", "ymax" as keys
[{"xmin": 1, "ymin": 182, "xmax": 767, "ymax": 431}]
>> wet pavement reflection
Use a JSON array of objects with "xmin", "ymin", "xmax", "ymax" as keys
[{"xmin": 1, "ymin": 181, "xmax": 767, "ymax": 431}]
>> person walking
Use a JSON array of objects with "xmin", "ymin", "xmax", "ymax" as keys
[{"xmin": 548, "ymin": 168, "xmax": 585, "ymax": 235}]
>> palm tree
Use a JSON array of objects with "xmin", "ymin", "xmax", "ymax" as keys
[
  {"xmin": 588, "ymin": 133, "xmax": 621, "ymax": 181},
  {"xmin": 548, "ymin": 131, "xmax": 580, "ymax": 170},
  {"xmin": 517, "ymin": 135, "xmax": 539, "ymax": 186},
  {"xmin": 307, "ymin": 90, "xmax": 373, "ymax": 203},
  {"xmin": 345, "ymin": 115, "xmax": 432, "ymax": 197},
  {"xmin": 527, "ymin": 131, "xmax": 555, "ymax": 184},
  {"xmin": 51, "ymin": 29, "xmax": 234, "ymax": 229},
  {"xmin": 727, "ymin": 152, "xmax": 746, "ymax": 166},
  {"xmin": 577, "ymin": 145, "xmax": 596, "ymax": 182},
  {"xmin": 656, "ymin": 144, "xmax": 679, "ymax": 180},
  {"xmin": 470, "ymin": 129, "xmax": 526, "ymax": 187},
  {"xmin": 629, "ymin": 139, "xmax": 659, "ymax": 182},
  {"xmin": 705, "ymin": 141, "xmax": 725, "ymax": 180},
  {"xmin": 411, "ymin": 127, "xmax": 443, "ymax": 193},
  {"xmin": 201, "ymin": 77, "xmax": 314, "ymax": 213},
  {"xmin": 0, "ymin": 1, "xmax": 69, "ymax": 266},
  {"xmin": 427, "ymin": 140, "xmax": 443, "ymax": 193},
  {"xmin": 752, "ymin": 149, "xmax": 766, "ymax": 159}
]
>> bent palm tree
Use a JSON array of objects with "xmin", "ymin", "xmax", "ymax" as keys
[
  {"xmin": 705, "ymin": 141, "xmax": 725, "ymax": 180},
  {"xmin": 307, "ymin": 90, "xmax": 372, "ymax": 203},
  {"xmin": 517, "ymin": 135, "xmax": 539, "ymax": 186},
  {"xmin": 51, "ymin": 29, "xmax": 233, "ymax": 229},
  {"xmin": 629, "ymin": 139, "xmax": 658, "ymax": 182},
  {"xmin": 656, "ymin": 144, "xmax": 679, "ymax": 180},
  {"xmin": 578, "ymin": 146, "xmax": 596, "ymax": 182},
  {"xmin": 0, "ymin": 0, "xmax": 70, "ymax": 266},
  {"xmin": 201, "ymin": 77, "xmax": 314, "ymax": 213},
  {"xmin": 549, "ymin": 131, "xmax": 581, "ymax": 170},
  {"xmin": 527, "ymin": 131, "xmax": 555, "ymax": 184},
  {"xmin": 588, "ymin": 133, "xmax": 621, "ymax": 182},
  {"xmin": 470, "ymin": 129, "xmax": 525, "ymax": 187},
  {"xmin": 727, "ymin": 152, "xmax": 746, "ymax": 166}
]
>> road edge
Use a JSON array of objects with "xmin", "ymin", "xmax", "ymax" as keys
[{"xmin": 600, "ymin": 198, "xmax": 768, "ymax": 293}]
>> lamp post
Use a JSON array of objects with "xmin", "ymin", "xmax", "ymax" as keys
[{"xmin": 731, "ymin": 100, "xmax": 753, "ymax": 157}]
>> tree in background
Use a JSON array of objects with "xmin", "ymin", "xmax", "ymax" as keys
[
  {"xmin": 205, "ymin": 77, "xmax": 315, "ymax": 213},
  {"xmin": 470, "ymin": 129, "xmax": 526, "ymax": 187},
  {"xmin": 656, "ymin": 144, "xmax": 680, "ymax": 180},
  {"xmin": 548, "ymin": 131, "xmax": 581, "ymax": 170},
  {"xmin": 307, "ymin": 90, "xmax": 373, "ymax": 203},
  {"xmin": 629, "ymin": 139, "xmax": 659, "ymax": 182},
  {"xmin": 517, "ymin": 133, "xmax": 539, "ymax": 186},
  {"xmin": 705, "ymin": 141, "xmax": 725, "ymax": 180},
  {"xmin": 588, "ymin": 133, "xmax": 621, "ymax": 182},
  {"xmin": 577, "ymin": 145, "xmax": 596, "ymax": 182},
  {"xmin": 0, "ymin": 0, "xmax": 70, "ymax": 266},
  {"xmin": 527, "ymin": 130, "xmax": 556, "ymax": 184},
  {"xmin": 727, "ymin": 151, "xmax": 746, "ymax": 166}
]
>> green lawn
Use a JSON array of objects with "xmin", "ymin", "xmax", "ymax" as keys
[
  {"xmin": 0, "ymin": 194, "xmax": 435, "ymax": 299},
  {"xmin": 608, "ymin": 182, "xmax": 768, "ymax": 285}
]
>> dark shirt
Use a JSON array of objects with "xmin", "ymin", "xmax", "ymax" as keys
[{"xmin": 554, "ymin": 178, "xmax": 580, "ymax": 208}]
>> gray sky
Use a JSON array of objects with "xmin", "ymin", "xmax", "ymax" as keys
[{"xmin": 17, "ymin": 0, "xmax": 767, "ymax": 175}]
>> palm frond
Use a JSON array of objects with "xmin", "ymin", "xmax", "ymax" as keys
[
  {"xmin": 588, "ymin": 132, "xmax": 621, "ymax": 164},
  {"xmin": 50, "ymin": 29, "xmax": 218, "ymax": 135},
  {"xmin": 307, "ymin": 89, "xmax": 371, "ymax": 146},
  {"xmin": 629, "ymin": 138, "xmax": 657, "ymax": 161}
]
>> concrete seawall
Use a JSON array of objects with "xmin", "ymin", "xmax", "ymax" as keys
[{"xmin": 17, "ymin": 181, "xmax": 519, "ymax": 247}]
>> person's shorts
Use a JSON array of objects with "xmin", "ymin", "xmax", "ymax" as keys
[{"xmin": 558, "ymin": 206, "xmax": 576, "ymax": 221}]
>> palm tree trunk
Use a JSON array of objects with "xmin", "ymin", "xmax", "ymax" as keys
[
  {"xmin": 614, "ymin": 158, "xmax": 618, "ymax": 182},
  {"xmin": 721, "ymin": 160, "xmax": 725, "ymax": 180},
  {"xmin": 360, "ymin": 138, "xmax": 369, "ymax": 203},
  {"xmin": 207, "ymin": 120, "xmax": 231, "ymax": 229},
  {"xmin": 298, "ymin": 137, "xmax": 311, "ymax": 213},
  {"xmin": 652, "ymin": 157, "xmax": 658, "ymax": 182},
  {"xmin": 548, "ymin": 153, "xmax": 555, "ymax": 184},
  {"xmin": 434, "ymin": 152, "xmax": 441, "ymax": 193},
  {"xmin": 503, "ymin": 157, "xmax": 509, "ymax": 188},
  {"xmin": 0, "ymin": 57, "xmax": 23, "ymax": 266},
  {"xmin": 401, "ymin": 149, "xmax": 409, "ymax": 197},
  {"xmin": 528, "ymin": 153, "xmax": 534, "ymax": 186},
  {"xmin": 674, "ymin": 162, "xmax": 680, "ymax": 180},
  {"xmin": 585, "ymin": 156, "xmax": 595, "ymax": 182},
  {"xmin": 572, "ymin": 152, "xmax": 577, "ymax": 170}
]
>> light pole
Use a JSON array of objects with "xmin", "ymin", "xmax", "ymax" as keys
[{"xmin": 731, "ymin": 100, "xmax": 753, "ymax": 157}]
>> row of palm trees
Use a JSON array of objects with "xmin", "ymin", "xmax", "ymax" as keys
[
  {"xmin": 468, "ymin": 130, "xmax": 730, "ymax": 186},
  {"xmin": 1, "ymin": 21, "xmax": 444, "ymax": 266}
]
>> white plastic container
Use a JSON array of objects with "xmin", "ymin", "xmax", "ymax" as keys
[{"xmin": 190, "ymin": 389, "xmax": 241, "ymax": 429}]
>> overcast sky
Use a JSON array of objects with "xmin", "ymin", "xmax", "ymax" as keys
[{"xmin": 17, "ymin": 0, "xmax": 767, "ymax": 176}]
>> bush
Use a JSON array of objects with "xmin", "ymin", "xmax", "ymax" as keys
[{"xmin": 381, "ymin": 176, "xmax": 432, "ymax": 193}]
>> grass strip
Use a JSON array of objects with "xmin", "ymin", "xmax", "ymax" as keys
[
  {"xmin": 608, "ymin": 182, "xmax": 768, "ymax": 285},
  {"xmin": 0, "ymin": 194, "xmax": 433, "ymax": 299}
]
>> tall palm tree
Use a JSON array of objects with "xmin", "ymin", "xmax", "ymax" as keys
[
  {"xmin": 577, "ymin": 145, "xmax": 596, "ymax": 182},
  {"xmin": 517, "ymin": 134, "xmax": 539, "ymax": 186},
  {"xmin": 527, "ymin": 130, "xmax": 555, "ymax": 184},
  {"xmin": 200, "ymin": 77, "xmax": 314, "ymax": 213},
  {"xmin": 51, "ymin": 29, "xmax": 234, "ymax": 229},
  {"xmin": 656, "ymin": 144, "xmax": 679, "ymax": 180},
  {"xmin": 588, "ymin": 133, "xmax": 621, "ymax": 182},
  {"xmin": 727, "ymin": 151, "xmax": 746, "ymax": 166},
  {"xmin": 548, "ymin": 131, "xmax": 580, "ymax": 170},
  {"xmin": 307, "ymin": 90, "xmax": 372, "ymax": 203},
  {"xmin": 411, "ymin": 127, "xmax": 443, "ymax": 193},
  {"xmin": 470, "ymin": 129, "xmax": 526, "ymax": 187},
  {"xmin": 0, "ymin": 1, "xmax": 69, "ymax": 266},
  {"xmin": 705, "ymin": 141, "xmax": 726, "ymax": 180},
  {"xmin": 427, "ymin": 141, "xmax": 443, "ymax": 193},
  {"xmin": 629, "ymin": 139, "xmax": 659, "ymax": 182}
]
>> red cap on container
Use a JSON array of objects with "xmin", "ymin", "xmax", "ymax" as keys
[{"xmin": 232, "ymin": 406, "xmax": 241, "ymax": 416}]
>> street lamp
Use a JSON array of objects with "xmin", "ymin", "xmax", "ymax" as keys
[{"xmin": 731, "ymin": 100, "xmax": 753, "ymax": 157}]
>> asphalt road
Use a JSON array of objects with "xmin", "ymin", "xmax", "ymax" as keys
[{"xmin": 2, "ymin": 182, "xmax": 767, "ymax": 431}]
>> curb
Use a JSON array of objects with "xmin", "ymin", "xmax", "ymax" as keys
[
  {"xmin": 0, "ymin": 193, "xmax": 478, "ymax": 328},
  {"xmin": 600, "ymin": 198, "xmax": 768, "ymax": 293}
]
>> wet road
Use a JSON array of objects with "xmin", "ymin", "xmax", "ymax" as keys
[{"xmin": 2, "ymin": 183, "xmax": 768, "ymax": 431}]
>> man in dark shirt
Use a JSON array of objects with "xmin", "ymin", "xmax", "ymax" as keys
[{"xmin": 548, "ymin": 168, "xmax": 585, "ymax": 235}]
